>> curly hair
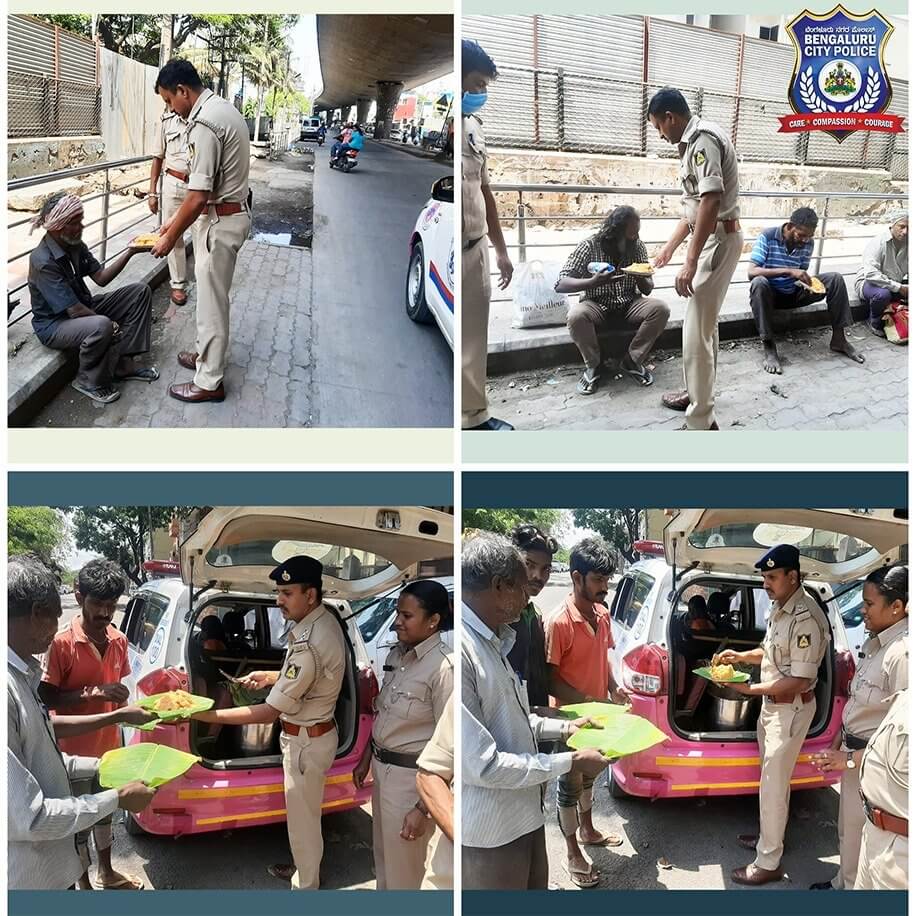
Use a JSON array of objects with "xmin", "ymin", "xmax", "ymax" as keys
[
  {"xmin": 77, "ymin": 558, "xmax": 126, "ymax": 601},
  {"xmin": 596, "ymin": 205, "xmax": 641, "ymax": 263}
]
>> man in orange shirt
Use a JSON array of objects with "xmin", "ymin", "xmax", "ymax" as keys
[
  {"xmin": 545, "ymin": 537, "xmax": 628, "ymax": 888},
  {"xmin": 40, "ymin": 558, "xmax": 142, "ymax": 891}
]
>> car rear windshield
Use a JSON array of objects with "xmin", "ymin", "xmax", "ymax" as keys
[{"xmin": 687, "ymin": 523, "xmax": 873, "ymax": 564}]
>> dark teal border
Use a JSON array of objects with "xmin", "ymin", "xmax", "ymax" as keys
[
  {"xmin": 463, "ymin": 890, "xmax": 905, "ymax": 915},
  {"xmin": 9, "ymin": 890, "xmax": 451, "ymax": 916},
  {"xmin": 8, "ymin": 472, "xmax": 453, "ymax": 507},
  {"xmin": 463, "ymin": 472, "xmax": 907, "ymax": 507}
]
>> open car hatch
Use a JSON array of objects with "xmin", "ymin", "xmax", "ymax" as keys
[
  {"xmin": 663, "ymin": 509, "xmax": 907, "ymax": 582},
  {"xmin": 181, "ymin": 507, "xmax": 453, "ymax": 599}
]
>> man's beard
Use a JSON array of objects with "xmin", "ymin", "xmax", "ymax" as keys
[{"xmin": 58, "ymin": 233, "xmax": 82, "ymax": 247}]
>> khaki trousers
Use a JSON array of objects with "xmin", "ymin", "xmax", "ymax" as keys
[
  {"xmin": 371, "ymin": 759, "xmax": 433, "ymax": 889},
  {"xmin": 831, "ymin": 747, "xmax": 866, "ymax": 889},
  {"xmin": 280, "ymin": 726, "xmax": 338, "ymax": 890},
  {"xmin": 683, "ymin": 226, "xmax": 743, "ymax": 430},
  {"xmin": 421, "ymin": 830, "xmax": 454, "ymax": 890},
  {"xmin": 461, "ymin": 239, "xmax": 491, "ymax": 428},
  {"xmin": 162, "ymin": 173, "xmax": 189, "ymax": 291},
  {"xmin": 754, "ymin": 697, "xmax": 817, "ymax": 870},
  {"xmin": 567, "ymin": 296, "xmax": 670, "ymax": 371},
  {"xmin": 192, "ymin": 209, "xmax": 250, "ymax": 390},
  {"xmin": 854, "ymin": 820, "xmax": 908, "ymax": 890}
]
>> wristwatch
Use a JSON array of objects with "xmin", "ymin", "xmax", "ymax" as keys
[{"xmin": 846, "ymin": 752, "xmax": 856, "ymax": 770}]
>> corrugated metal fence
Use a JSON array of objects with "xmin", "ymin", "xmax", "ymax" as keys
[
  {"xmin": 463, "ymin": 15, "xmax": 907, "ymax": 175},
  {"xmin": 7, "ymin": 15, "xmax": 101, "ymax": 138}
]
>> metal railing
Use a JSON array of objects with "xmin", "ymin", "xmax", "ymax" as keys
[
  {"xmin": 7, "ymin": 156, "xmax": 160, "ymax": 325},
  {"xmin": 487, "ymin": 183, "xmax": 908, "ymax": 297}
]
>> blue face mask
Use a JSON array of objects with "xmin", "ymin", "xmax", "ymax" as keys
[{"xmin": 462, "ymin": 91, "xmax": 487, "ymax": 115}]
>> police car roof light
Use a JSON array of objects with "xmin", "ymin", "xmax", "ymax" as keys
[{"xmin": 633, "ymin": 539, "xmax": 665, "ymax": 556}]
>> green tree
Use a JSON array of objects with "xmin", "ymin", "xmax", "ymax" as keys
[
  {"xmin": 8, "ymin": 507, "xmax": 70, "ymax": 567},
  {"xmin": 572, "ymin": 509, "xmax": 645, "ymax": 564},
  {"xmin": 462, "ymin": 509, "xmax": 567, "ymax": 539}
]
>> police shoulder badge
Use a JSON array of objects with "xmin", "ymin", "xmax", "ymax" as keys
[
  {"xmin": 285, "ymin": 663, "xmax": 301, "ymax": 680},
  {"xmin": 797, "ymin": 633, "xmax": 812, "ymax": 649},
  {"xmin": 783, "ymin": 5, "xmax": 901, "ymax": 143},
  {"xmin": 694, "ymin": 150, "xmax": 707, "ymax": 166}
]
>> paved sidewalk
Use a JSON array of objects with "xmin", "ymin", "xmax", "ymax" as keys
[
  {"xmin": 29, "ymin": 240, "xmax": 315, "ymax": 428},
  {"xmin": 486, "ymin": 322, "xmax": 907, "ymax": 431}
]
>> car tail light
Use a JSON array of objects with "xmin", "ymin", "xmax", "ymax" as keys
[
  {"xmin": 622, "ymin": 644, "xmax": 666, "ymax": 696},
  {"xmin": 137, "ymin": 667, "xmax": 187, "ymax": 697},
  {"xmin": 834, "ymin": 649, "xmax": 856, "ymax": 698},
  {"xmin": 358, "ymin": 665, "xmax": 379, "ymax": 715}
]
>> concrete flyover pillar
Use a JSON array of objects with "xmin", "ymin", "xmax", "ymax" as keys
[
  {"xmin": 356, "ymin": 98, "xmax": 371, "ymax": 126},
  {"xmin": 374, "ymin": 80, "xmax": 403, "ymax": 139},
  {"xmin": 341, "ymin": 104, "xmax": 354, "ymax": 124}
]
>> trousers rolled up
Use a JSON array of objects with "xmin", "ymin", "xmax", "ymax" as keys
[
  {"xmin": 371, "ymin": 759, "xmax": 433, "ymax": 889},
  {"xmin": 566, "ymin": 296, "xmax": 670, "ymax": 372},
  {"xmin": 830, "ymin": 744, "xmax": 866, "ymax": 889},
  {"xmin": 754, "ymin": 697, "xmax": 817, "ymax": 871},
  {"xmin": 39, "ymin": 282, "xmax": 153, "ymax": 390},
  {"xmin": 280, "ymin": 726, "xmax": 338, "ymax": 890},
  {"xmin": 192, "ymin": 209, "xmax": 250, "ymax": 390},
  {"xmin": 683, "ymin": 226, "xmax": 743, "ymax": 430},
  {"xmin": 463, "ymin": 825, "xmax": 549, "ymax": 890},
  {"xmin": 462, "ymin": 238, "xmax": 492, "ymax": 428},
  {"xmin": 860, "ymin": 281, "xmax": 903, "ymax": 330},
  {"xmin": 557, "ymin": 768, "xmax": 597, "ymax": 836},
  {"xmin": 162, "ymin": 173, "xmax": 189, "ymax": 291},
  {"xmin": 749, "ymin": 272, "xmax": 852, "ymax": 341}
]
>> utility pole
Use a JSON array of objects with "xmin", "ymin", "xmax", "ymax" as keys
[{"xmin": 159, "ymin": 15, "xmax": 174, "ymax": 68}]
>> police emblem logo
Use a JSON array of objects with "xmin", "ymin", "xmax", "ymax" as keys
[
  {"xmin": 694, "ymin": 150, "xmax": 707, "ymax": 166},
  {"xmin": 282, "ymin": 570, "xmax": 291, "ymax": 582},
  {"xmin": 766, "ymin": 558, "xmax": 775, "ymax": 568},
  {"xmin": 797, "ymin": 633, "xmax": 811, "ymax": 649},
  {"xmin": 285, "ymin": 663, "xmax": 301, "ymax": 680}
]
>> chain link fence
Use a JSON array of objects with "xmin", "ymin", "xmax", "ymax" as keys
[{"xmin": 8, "ymin": 70, "xmax": 101, "ymax": 138}]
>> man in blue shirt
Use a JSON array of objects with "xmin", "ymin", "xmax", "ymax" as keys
[
  {"xmin": 331, "ymin": 125, "xmax": 364, "ymax": 162},
  {"xmin": 748, "ymin": 207, "xmax": 863, "ymax": 374}
]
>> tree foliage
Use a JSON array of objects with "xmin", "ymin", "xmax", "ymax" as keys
[
  {"xmin": 8, "ymin": 507, "xmax": 70, "ymax": 567},
  {"xmin": 572, "ymin": 509, "xmax": 645, "ymax": 564},
  {"xmin": 462, "ymin": 509, "xmax": 568, "ymax": 539}
]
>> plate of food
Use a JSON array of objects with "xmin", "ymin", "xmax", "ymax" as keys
[
  {"xmin": 796, "ymin": 276, "xmax": 826, "ymax": 295},
  {"xmin": 693, "ymin": 664, "xmax": 751, "ymax": 684},
  {"xmin": 131, "ymin": 689, "xmax": 213, "ymax": 729},
  {"xmin": 622, "ymin": 262, "xmax": 656, "ymax": 277},
  {"xmin": 130, "ymin": 233, "xmax": 161, "ymax": 249},
  {"xmin": 99, "ymin": 743, "xmax": 200, "ymax": 789}
]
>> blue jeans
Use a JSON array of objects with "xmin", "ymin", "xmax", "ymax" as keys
[{"xmin": 331, "ymin": 142, "xmax": 353, "ymax": 159}]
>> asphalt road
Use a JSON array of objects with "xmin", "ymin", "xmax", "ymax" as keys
[{"xmin": 311, "ymin": 139, "xmax": 453, "ymax": 427}]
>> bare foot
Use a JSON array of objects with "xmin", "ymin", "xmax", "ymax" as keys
[
  {"xmin": 762, "ymin": 341, "xmax": 782, "ymax": 374},
  {"xmin": 830, "ymin": 336, "xmax": 865, "ymax": 364}
]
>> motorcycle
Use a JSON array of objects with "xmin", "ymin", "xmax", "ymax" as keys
[{"xmin": 330, "ymin": 148, "xmax": 359, "ymax": 173}]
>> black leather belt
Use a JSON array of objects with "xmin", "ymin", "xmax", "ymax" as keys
[
  {"xmin": 843, "ymin": 730, "xmax": 870, "ymax": 751},
  {"xmin": 463, "ymin": 235, "xmax": 484, "ymax": 251},
  {"xmin": 371, "ymin": 740, "xmax": 419, "ymax": 769}
]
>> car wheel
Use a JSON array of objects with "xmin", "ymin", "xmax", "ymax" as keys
[
  {"xmin": 124, "ymin": 813, "xmax": 148, "ymax": 837},
  {"xmin": 405, "ymin": 242, "xmax": 434, "ymax": 324}
]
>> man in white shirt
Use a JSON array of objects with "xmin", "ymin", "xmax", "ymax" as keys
[{"xmin": 461, "ymin": 533, "xmax": 611, "ymax": 889}]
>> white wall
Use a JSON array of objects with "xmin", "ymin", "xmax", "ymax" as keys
[{"xmin": 99, "ymin": 48, "xmax": 163, "ymax": 161}]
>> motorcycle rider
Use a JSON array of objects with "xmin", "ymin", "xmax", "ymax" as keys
[{"xmin": 331, "ymin": 125, "xmax": 364, "ymax": 166}]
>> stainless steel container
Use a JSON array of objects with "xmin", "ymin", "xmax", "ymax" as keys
[
  {"xmin": 708, "ymin": 682, "xmax": 760, "ymax": 730},
  {"xmin": 235, "ymin": 721, "xmax": 279, "ymax": 756}
]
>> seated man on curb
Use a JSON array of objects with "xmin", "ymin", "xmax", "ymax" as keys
[
  {"xmin": 747, "ymin": 206, "xmax": 864, "ymax": 375},
  {"xmin": 556, "ymin": 205, "xmax": 669, "ymax": 396},
  {"xmin": 27, "ymin": 192, "xmax": 160, "ymax": 405},
  {"xmin": 855, "ymin": 210, "xmax": 908, "ymax": 338}
]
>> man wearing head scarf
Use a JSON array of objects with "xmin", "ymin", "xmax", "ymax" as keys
[
  {"xmin": 27, "ymin": 192, "xmax": 159, "ymax": 404},
  {"xmin": 855, "ymin": 210, "xmax": 908, "ymax": 338}
]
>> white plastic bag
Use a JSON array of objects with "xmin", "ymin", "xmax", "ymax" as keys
[{"xmin": 511, "ymin": 260, "xmax": 569, "ymax": 329}]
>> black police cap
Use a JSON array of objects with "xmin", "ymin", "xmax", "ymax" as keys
[
  {"xmin": 269, "ymin": 555, "xmax": 323, "ymax": 586},
  {"xmin": 754, "ymin": 544, "xmax": 801, "ymax": 571}
]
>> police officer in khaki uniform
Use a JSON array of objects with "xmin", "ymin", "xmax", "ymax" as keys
[
  {"xmin": 461, "ymin": 39, "xmax": 514, "ymax": 431},
  {"xmin": 648, "ymin": 88, "xmax": 743, "ymax": 430},
  {"xmin": 149, "ymin": 107, "xmax": 191, "ymax": 305},
  {"xmin": 854, "ymin": 688, "xmax": 908, "ymax": 890},
  {"xmin": 811, "ymin": 565, "xmax": 908, "ymax": 889},
  {"xmin": 715, "ymin": 544, "xmax": 830, "ymax": 885},
  {"xmin": 151, "ymin": 59, "xmax": 251, "ymax": 403},
  {"xmin": 191, "ymin": 555, "xmax": 345, "ymax": 890},
  {"xmin": 417, "ymin": 694, "xmax": 454, "ymax": 890},
  {"xmin": 353, "ymin": 580, "xmax": 453, "ymax": 888}
]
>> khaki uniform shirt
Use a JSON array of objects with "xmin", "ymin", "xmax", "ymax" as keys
[
  {"xmin": 844, "ymin": 617, "xmax": 908, "ymax": 739},
  {"xmin": 859, "ymin": 689, "xmax": 908, "ymax": 819},
  {"xmin": 462, "ymin": 114, "xmax": 489, "ymax": 241},
  {"xmin": 760, "ymin": 586, "xmax": 830, "ymax": 689},
  {"xmin": 418, "ymin": 697, "xmax": 454, "ymax": 890},
  {"xmin": 266, "ymin": 604, "xmax": 345, "ymax": 727},
  {"xmin": 155, "ymin": 111, "xmax": 190, "ymax": 174},
  {"xmin": 678, "ymin": 115, "xmax": 740, "ymax": 224},
  {"xmin": 185, "ymin": 88, "xmax": 251, "ymax": 204},
  {"xmin": 372, "ymin": 632, "xmax": 453, "ymax": 755}
]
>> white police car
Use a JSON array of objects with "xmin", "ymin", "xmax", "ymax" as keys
[{"xmin": 406, "ymin": 175, "xmax": 454, "ymax": 349}]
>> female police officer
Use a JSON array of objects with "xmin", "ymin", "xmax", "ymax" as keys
[
  {"xmin": 811, "ymin": 565, "xmax": 908, "ymax": 889},
  {"xmin": 353, "ymin": 579, "xmax": 453, "ymax": 888}
]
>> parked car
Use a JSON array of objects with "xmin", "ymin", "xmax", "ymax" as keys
[
  {"xmin": 606, "ymin": 509, "xmax": 907, "ymax": 800},
  {"xmin": 406, "ymin": 176, "xmax": 454, "ymax": 349},
  {"xmin": 300, "ymin": 116, "xmax": 325, "ymax": 144},
  {"xmin": 356, "ymin": 576, "xmax": 454, "ymax": 681},
  {"xmin": 119, "ymin": 506, "xmax": 453, "ymax": 836},
  {"xmin": 836, "ymin": 579, "xmax": 866, "ymax": 655}
]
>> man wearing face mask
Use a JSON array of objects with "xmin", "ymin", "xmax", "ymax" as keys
[
  {"xmin": 461, "ymin": 39, "xmax": 514, "ymax": 431},
  {"xmin": 27, "ymin": 192, "xmax": 158, "ymax": 405}
]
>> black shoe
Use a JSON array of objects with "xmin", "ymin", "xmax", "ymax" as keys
[
  {"xmin": 466, "ymin": 417, "xmax": 514, "ymax": 431},
  {"xmin": 809, "ymin": 881, "xmax": 834, "ymax": 890}
]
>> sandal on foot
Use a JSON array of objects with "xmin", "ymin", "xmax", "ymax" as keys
[
  {"xmin": 577, "ymin": 371, "xmax": 601, "ymax": 396},
  {"xmin": 563, "ymin": 862, "xmax": 599, "ymax": 888},
  {"xmin": 580, "ymin": 832, "xmax": 624, "ymax": 847},
  {"xmin": 98, "ymin": 874, "xmax": 144, "ymax": 890},
  {"xmin": 71, "ymin": 382, "xmax": 120, "ymax": 404},
  {"xmin": 114, "ymin": 367, "xmax": 160, "ymax": 382},
  {"xmin": 621, "ymin": 357, "xmax": 654, "ymax": 387}
]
